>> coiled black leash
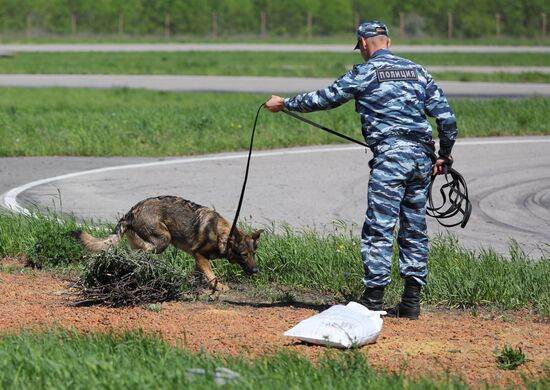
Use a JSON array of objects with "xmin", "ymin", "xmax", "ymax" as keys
[
  {"xmin": 230, "ymin": 106, "xmax": 472, "ymax": 237},
  {"xmin": 427, "ymin": 165, "xmax": 472, "ymax": 228}
]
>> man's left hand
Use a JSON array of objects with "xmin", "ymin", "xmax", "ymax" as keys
[
  {"xmin": 432, "ymin": 155, "xmax": 453, "ymax": 176},
  {"xmin": 265, "ymin": 95, "xmax": 285, "ymax": 112}
]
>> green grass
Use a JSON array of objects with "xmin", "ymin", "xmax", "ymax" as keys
[
  {"xmin": 495, "ymin": 345, "xmax": 528, "ymax": 370},
  {"xmin": 0, "ymin": 88, "xmax": 548, "ymax": 157},
  {"xmin": 1, "ymin": 212, "xmax": 549, "ymax": 316},
  {"xmin": 0, "ymin": 33, "xmax": 549, "ymax": 46},
  {"xmin": 0, "ymin": 330, "xmax": 488, "ymax": 389},
  {"xmin": 431, "ymin": 72, "xmax": 550, "ymax": 83},
  {"xmin": 0, "ymin": 52, "xmax": 548, "ymax": 78}
]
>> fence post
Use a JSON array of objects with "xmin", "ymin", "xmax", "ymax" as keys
[
  {"xmin": 261, "ymin": 11, "xmax": 267, "ymax": 37},
  {"xmin": 164, "ymin": 13, "xmax": 171, "ymax": 39},
  {"xmin": 212, "ymin": 12, "xmax": 218, "ymax": 38},
  {"xmin": 71, "ymin": 13, "xmax": 77, "ymax": 36},
  {"xmin": 26, "ymin": 14, "xmax": 32, "ymax": 38},
  {"xmin": 399, "ymin": 12, "xmax": 405, "ymax": 40},
  {"xmin": 543, "ymin": 13, "xmax": 547, "ymax": 38},
  {"xmin": 495, "ymin": 13, "xmax": 501, "ymax": 38},
  {"xmin": 447, "ymin": 12, "xmax": 453, "ymax": 40},
  {"xmin": 118, "ymin": 13, "xmax": 124, "ymax": 36},
  {"xmin": 307, "ymin": 12, "xmax": 312, "ymax": 39},
  {"xmin": 354, "ymin": 12, "xmax": 360, "ymax": 28}
]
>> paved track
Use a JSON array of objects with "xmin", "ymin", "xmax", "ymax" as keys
[
  {"xmin": 1, "ymin": 74, "xmax": 549, "ymax": 96},
  {"xmin": 2, "ymin": 137, "xmax": 549, "ymax": 257},
  {"xmin": 1, "ymin": 43, "xmax": 550, "ymax": 53}
]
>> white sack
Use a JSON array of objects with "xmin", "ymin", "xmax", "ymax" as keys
[{"xmin": 284, "ymin": 302, "xmax": 384, "ymax": 348}]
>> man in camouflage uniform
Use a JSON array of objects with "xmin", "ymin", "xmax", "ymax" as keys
[{"xmin": 265, "ymin": 21, "xmax": 457, "ymax": 319}]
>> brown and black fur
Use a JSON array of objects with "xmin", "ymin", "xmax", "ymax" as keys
[{"xmin": 73, "ymin": 196, "xmax": 263, "ymax": 291}]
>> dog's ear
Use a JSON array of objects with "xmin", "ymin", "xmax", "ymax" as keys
[
  {"xmin": 250, "ymin": 229, "xmax": 264, "ymax": 241},
  {"xmin": 232, "ymin": 229, "xmax": 242, "ymax": 240},
  {"xmin": 227, "ymin": 229, "xmax": 241, "ymax": 248}
]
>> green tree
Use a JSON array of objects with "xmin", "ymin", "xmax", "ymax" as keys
[
  {"xmin": 171, "ymin": 0, "xmax": 211, "ymax": 35},
  {"xmin": 0, "ymin": 0, "xmax": 35, "ymax": 31},
  {"xmin": 314, "ymin": 0, "xmax": 353, "ymax": 35},
  {"xmin": 113, "ymin": 0, "xmax": 148, "ymax": 35},
  {"xmin": 454, "ymin": 0, "xmax": 493, "ymax": 38},
  {"xmin": 352, "ymin": 0, "xmax": 395, "ymax": 27},
  {"xmin": 211, "ymin": 0, "xmax": 259, "ymax": 35},
  {"xmin": 265, "ymin": 0, "xmax": 319, "ymax": 36},
  {"xmin": 39, "ymin": 0, "xmax": 73, "ymax": 33}
]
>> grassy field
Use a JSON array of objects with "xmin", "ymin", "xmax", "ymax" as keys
[
  {"xmin": 1, "ymin": 212, "xmax": 548, "ymax": 315},
  {"xmin": 1, "ymin": 33, "xmax": 549, "ymax": 46},
  {"xmin": 0, "ymin": 330, "xmax": 547, "ymax": 390},
  {"xmin": 0, "ymin": 52, "xmax": 548, "ymax": 83},
  {"xmin": 431, "ymin": 72, "xmax": 550, "ymax": 83},
  {"xmin": 4, "ymin": 330, "xmax": 535, "ymax": 390},
  {"xmin": 0, "ymin": 88, "xmax": 548, "ymax": 157}
]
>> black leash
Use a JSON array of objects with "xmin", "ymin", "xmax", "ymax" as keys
[
  {"xmin": 230, "ymin": 106, "xmax": 472, "ymax": 236},
  {"xmin": 229, "ymin": 105, "xmax": 367, "ymax": 237},
  {"xmin": 229, "ymin": 103, "xmax": 264, "ymax": 239},
  {"xmin": 282, "ymin": 109, "xmax": 369, "ymax": 148}
]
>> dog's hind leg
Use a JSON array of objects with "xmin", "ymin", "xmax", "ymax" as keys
[
  {"xmin": 127, "ymin": 231, "xmax": 157, "ymax": 251},
  {"xmin": 127, "ymin": 224, "xmax": 171, "ymax": 254}
]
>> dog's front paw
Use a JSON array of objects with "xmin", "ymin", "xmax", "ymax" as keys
[{"xmin": 209, "ymin": 279, "xmax": 229, "ymax": 292}]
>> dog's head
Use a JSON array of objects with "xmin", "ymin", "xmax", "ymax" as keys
[{"xmin": 227, "ymin": 229, "xmax": 264, "ymax": 275}]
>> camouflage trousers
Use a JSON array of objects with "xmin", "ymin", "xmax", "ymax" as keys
[{"xmin": 361, "ymin": 141, "xmax": 432, "ymax": 288}]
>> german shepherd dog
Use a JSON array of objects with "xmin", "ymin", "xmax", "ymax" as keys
[{"xmin": 73, "ymin": 195, "xmax": 263, "ymax": 291}]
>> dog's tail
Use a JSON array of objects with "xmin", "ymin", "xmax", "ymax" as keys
[{"xmin": 72, "ymin": 219, "xmax": 128, "ymax": 252}]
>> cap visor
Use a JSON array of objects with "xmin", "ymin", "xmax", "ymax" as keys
[{"xmin": 354, "ymin": 40, "xmax": 360, "ymax": 50}]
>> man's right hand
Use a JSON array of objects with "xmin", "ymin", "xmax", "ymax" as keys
[
  {"xmin": 265, "ymin": 95, "xmax": 285, "ymax": 112},
  {"xmin": 432, "ymin": 155, "xmax": 453, "ymax": 175}
]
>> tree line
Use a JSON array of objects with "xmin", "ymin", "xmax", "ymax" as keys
[{"xmin": 0, "ymin": 0, "xmax": 548, "ymax": 39}]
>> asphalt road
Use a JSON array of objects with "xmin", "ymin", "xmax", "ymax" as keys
[
  {"xmin": 2, "ymin": 137, "xmax": 549, "ymax": 258},
  {"xmin": 1, "ymin": 74, "xmax": 549, "ymax": 97}
]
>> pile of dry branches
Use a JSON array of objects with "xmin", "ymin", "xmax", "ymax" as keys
[{"xmin": 70, "ymin": 248, "xmax": 193, "ymax": 307}]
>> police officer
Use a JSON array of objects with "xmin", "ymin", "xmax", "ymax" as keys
[{"xmin": 265, "ymin": 21, "xmax": 457, "ymax": 319}]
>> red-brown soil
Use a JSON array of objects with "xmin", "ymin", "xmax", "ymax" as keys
[{"xmin": 0, "ymin": 259, "xmax": 548, "ymax": 389}]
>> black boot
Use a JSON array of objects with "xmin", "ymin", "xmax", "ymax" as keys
[
  {"xmin": 360, "ymin": 286, "xmax": 385, "ymax": 311},
  {"xmin": 386, "ymin": 278, "xmax": 422, "ymax": 320}
]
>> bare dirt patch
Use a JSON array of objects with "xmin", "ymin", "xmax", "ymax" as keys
[{"xmin": 0, "ymin": 260, "xmax": 548, "ymax": 389}]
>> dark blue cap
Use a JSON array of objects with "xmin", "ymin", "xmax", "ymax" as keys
[{"xmin": 354, "ymin": 21, "xmax": 389, "ymax": 49}]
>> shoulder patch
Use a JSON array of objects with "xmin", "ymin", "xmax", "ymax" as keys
[{"xmin": 376, "ymin": 67, "xmax": 418, "ymax": 82}]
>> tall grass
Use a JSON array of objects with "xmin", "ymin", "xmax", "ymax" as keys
[
  {"xmin": 0, "ymin": 211, "xmax": 105, "ymax": 268},
  {"xmin": 1, "ymin": 212, "xmax": 549, "ymax": 315},
  {"xmin": 425, "ymin": 238, "xmax": 550, "ymax": 311},
  {"xmin": 0, "ymin": 52, "xmax": 548, "ymax": 77},
  {"xmin": 0, "ymin": 88, "xmax": 548, "ymax": 157}
]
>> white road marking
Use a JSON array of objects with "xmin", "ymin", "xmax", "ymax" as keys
[{"xmin": 3, "ymin": 138, "xmax": 550, "ymax": 216}]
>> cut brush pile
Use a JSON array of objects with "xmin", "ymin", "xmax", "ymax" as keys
[{"xmin": 71, "ymin": 247, "xmax": 192, "ymax": 307}]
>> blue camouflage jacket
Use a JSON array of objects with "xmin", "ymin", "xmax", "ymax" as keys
[{"xmin": 284, "ymin": 49, "xmax": 457, "ymax": 157}]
